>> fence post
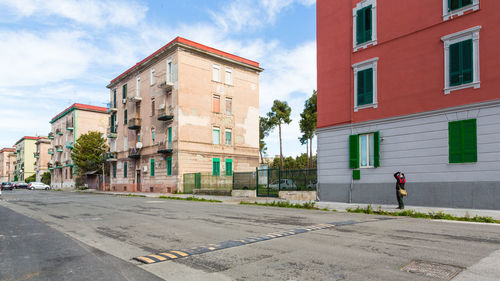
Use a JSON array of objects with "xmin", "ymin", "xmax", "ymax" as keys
[
  {"xmin": 255, "ymin": 167, "xmax": 259, "ymax": 192},
  {"xmin": 278, "ymin": 166, "xmax": 281, "ymax": 193}
]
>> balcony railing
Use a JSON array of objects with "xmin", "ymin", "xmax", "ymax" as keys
[
  {"xmin": 65, "ymin": 141, "xmax": 74, "ymax": 149},
  {"xmin": 157, "ymin": 140, "xmax": 173, "ymax": 154},
  {"xmin": 128, "ymin": 118, "xmax": 142, "ymax": 130},
  {"xmin": 158, "ymin": 79, "xmax": 173, "ymax": 92},
  {"xmin": 129, "ymin": 95, "xmax": 142, "ymax": 103},
  {"xmin": 65, "ymin": 159, "xmax": 74, "ymax": 167},
  {"xmin": 157, "ymin": 106, "xmax": 174, "ymax": 121},
  {"xmin": 66, "ymin": 120, "xmax": 74, "ymax": 131},
  {"xmin": 128, "ymin": 148, "xmax": 141, "ymax": 159},
  {"xmin": 56, "ymin": 129, "xmax": 63, "ymax": 135},
  {"xmin": 106, "ymin": 152, "xmax": 117, "ymax": 161},
  {"xmin": 48, "ymin": 163, "xmax": 53, "ymax": 170},
  {"xmin": 107, "ymin": 127, "xmax": 117, "ymax": 138},
  {"xmin": 48, "ymin": 132, "xmax": 54, "ymax": 139},
  {"xmin": 34, "ymin": 152, "xmax": 40, "ymax": 158},
  {"xmin": 56, "ymin": 147, "xmax": 63, "ymax": 152},
  {"xmin": 55, "ymin": 161, "xmax": 63, "ymax": 169},
  {"xmin": 48, "ymin": 148, "xmax": 54, "ymax": 155}
]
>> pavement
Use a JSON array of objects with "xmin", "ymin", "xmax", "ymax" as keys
[
  {"xmin": 1, "ymin": 189, "xmax": 499, "ymax": 280},
  {"xmin": 79, "ymin": 189, "xmax": 500, "ymax": 220}
]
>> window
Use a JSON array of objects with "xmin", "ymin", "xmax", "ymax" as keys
[
  {"xmin": 124, "ymin": 109, "xmax": 127, "ymax": 125},
  {"xmin": 168, "ymin": 127, "xmax": 172, "ymax": 149},
  {"xmin": 152, "ymin": 128, "xmax": 155, "ymax": 144},
  {"xmin": 122, "ymin": 84, "xmax": 127, "ymax": 99},
  {"xmin": 213, "ymin": 127, "xmax": 220, "ymax": 144},
  {"xmin": 124, "ymin": 136, "xmax": 128, "ymax": 151},
  {"xmin": 213, "ymin": 95, "xmax": 220, "ymax": 113},
  {"xmin": 112, "ymin": 163, "xmax": 116, "ymax": 178},
  {"xmin": 349, "ymin": 132, "xmax": 380, "ymax": 169},
  {"xmin": 151, "ymin": 68, "xmax": 155, "ymax": 85},
  {"xmin": 111, "ymin": 114, "xmax": 116, "ymax": 132},
  {"xmin": 151, "ymin": 98, "xmax": 155, "ymax": 116},
  {"xmin": 225, "ymin": 129, "xmax": 232, "ymax": 145},
  {"xmin": 167, "ymin": 156, "xmax": 172, "ymax": 176},
  {"xmin": 212, "ymin": 158, "xmax": 220, "ymax": 176},
  {"xmin": 150, "ymin": 158, "xmax": 155, "ymax": 176},
  {"xmin": 441, "ymin": 26, "xmax": 481, "ymax": 94},
  {"xmin": 443, "ymin": 0, "xmax": 479, "ymax": 21},
  {"xmin": 225, "ymin": 159, "xmax": 233, "ymax": 176},
  {"xmin": 136, "ymin": 76, "xmax": 140, "ymax": 96},
  {"xmin": 352, "ymin": 58, "xmax": 378, "ymax": 111},
  {"xmin": 212, "ymin": 64, "xmax": 220, "ymax": 82},
  {"xmin": 353, "ymin": 0, "xmax": 377, "ymax": 51},
  {"xmin": 167, "ymin": 59, "xmax": 172, "ymax": 83},
  {"xmin": 113, "ymin": 89, "xmax": 117, "ymax": 108},
  {"xmin": 449, "ymin": 119, "xmax": 477, "ymax": 163},
  {"xmin": 225, "ymin": 68, "xmax": 232, "ymax": 85},
  {"xmin": 225, "ymin": 98, "xmax": 232, "ymax": 115},
  {"xmin": 124, "ymin": 162, "xmax": 128, "ymax": 178}
]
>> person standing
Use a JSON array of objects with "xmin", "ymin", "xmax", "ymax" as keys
[{"xmin": 394, "ymin": 172, "xmax": 407, "ymax": 209}]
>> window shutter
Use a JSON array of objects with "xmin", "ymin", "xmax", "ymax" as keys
[
  {"xmin": 373, "ymin": 131, "xmax": 380, "ymax": 167},
  {"xmin": 349, "ymin": 135, "xmax": 359, "ymax": 169},
  {"xmin": 150, "ymin": 158, "xmax": 155, "ymax": 176},
  {"xmin": 364, "ymin": 7, "xmax": 372, "ymax": 42},
  {"xmin": 462, "ymin": 119, "xmax": 477, "ymax": 162},
  {"xmin": 356, "ymin": 9, "xmax": 363, "ymax": 44},
  {"xmin": 449, "ymin": 121, "xmax": 463, "ymax": 163},
  {"xmin": 168, "ymin": 127, "xmax": 172, "ymax": 149},
  {"xmin": 450, "ymin": 42, "xmax": 461, "ymax": 86},
  {"xmin": 124, "ymin": 162, "xmax": 127, "ymax": 178},
  {"xmin": 225, "ymin": 159, "xmax": 233, "ymax": 176},
  {"xmin": 213, "ymin": 158, "xmax": 220, "ymax": 176},
  {"xmin": 365, "ymin": 68, "xmax": 373, "ymax": 104},
  {"xmin": 167, "ymin": 157, "xmax": 172, "ymax": 176},
  {"xmin": 461, "ymin": 39, "xmax": 473, "ymax": 84},
  {"xmin": 357, "ymin": 69, "xmax": 365, "ymax": 105}
]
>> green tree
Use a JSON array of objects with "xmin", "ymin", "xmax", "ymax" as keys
[
  {"xmin": 259, "ymin": 116, "xmax": 272, "ymax": 164},
  {"xmin": 71, "ymin": 131, "xmax": 108, "ymax": 176},
  {"xmin": 267, "ymin": 100, "xmax": 292, "ymax": 168},
  {"xmin": 25, "ymin": 174, "xmax": 36, "ymax": 183},
  {"xmin": 41, "ymin": 171, "xmax": 51, "ymax": 185},
  {"xmin": 299, "ymin": 90, "xmax": 317, "ymax": 168}
]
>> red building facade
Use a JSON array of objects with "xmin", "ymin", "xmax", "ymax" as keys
[{"xmin": 317, "ymin": 0, "xmax": 500, "ymax": 209}]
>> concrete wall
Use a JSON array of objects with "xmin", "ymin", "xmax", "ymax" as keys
[{"xmin": 318, "ymin": 101, "xmax": 500, "ymax": 210}]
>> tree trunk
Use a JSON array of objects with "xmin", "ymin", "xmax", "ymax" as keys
[
  {"xmin": 259, "ymin": 148, "xmax": 264, "ymax": 164},
  {"xmin": 309, "ymin": 136, "xmax": 313, "ymax": 168},
  {"xmin": 279, "ymin": 122, "xmax": 283, "ymax": 168},
  {"xmin": 306, "ymin": 139, "xmax": 309, "ymax": 168}
]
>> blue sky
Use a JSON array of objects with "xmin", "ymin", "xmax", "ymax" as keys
[{"xmin": 0, "ymin": 0, "xmax": 317, "ymax": 158}]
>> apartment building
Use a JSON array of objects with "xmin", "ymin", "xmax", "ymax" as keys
[
  {"xmin": 34, "ymin": 137, "xmax": 50, "ymax": 182},
  {"xmin": 14, "ymin": 137, "xmax": 39, "ymax": 181},
  {"xmin": 106, "ymin": 37, "xmax": 262, "ymax": 193},
  {"xmin": 317, "ymin": 0, "xmax": 500, "ymax": 209},
  {"xmin": 49, "ymin": 103, "xmax": 108, "ymax": 189},
  {"xmin": 0, "ymin": 148, "xmax": 15, "ymax": 182}
]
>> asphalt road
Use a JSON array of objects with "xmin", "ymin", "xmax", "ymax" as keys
[{"xmin": 1, "ymin": 190, "xmax": 499, "ymax": 281}]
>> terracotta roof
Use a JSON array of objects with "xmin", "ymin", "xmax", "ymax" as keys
[
  {"xmin": 108, "ymin": 36, "xmax": 261, "ymax": 86},
  {"xmin": 15, "ymin": 136, "xmax": 40, "ymax": 145},
  {"xmin": 0, "ymin": 148, "xmax": 15, "ymax": 153},
  {"xmin": 50, "ymin": 103, "xmax": 108, "ymax": 124}
]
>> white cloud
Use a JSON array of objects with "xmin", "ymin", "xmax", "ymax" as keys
[{"xmin": 0, "ymin": 0, "xmax": 148, "ymax": 27}]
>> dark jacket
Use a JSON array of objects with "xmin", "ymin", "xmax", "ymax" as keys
[{"xmin": 394, "ymin": 172, "xmax": 406, "ymax": 190}]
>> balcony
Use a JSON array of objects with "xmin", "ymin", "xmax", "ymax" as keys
[
  {"xmin": 56, "ymin": 129, "xmax": 63, "ymax": 135},
  {"xmin": 158, "ymin": 80, "xmax": 173, "ymax": 92},
  {"xmin": 128, "ymin": 148, "xmax": 141, "ymax": 159},
  {"xmin": 128, "ymin": 118, "xmax": 142, "ymax": 130},
  {"xmin": 48, "ymin": 148, "xmax": 54, "ymax": 155},
  {"xmin": 55, "ymin": 161, "xmax": 63, "ymax": 169},
  {"xmin": 48, "ymin": 163, "xmax": 53, "ymax": 170},
  {"xmin": 107, "ymin": 127, "xmax": 117, "ymax": 138},
  {"xmin": 106, "ymin": 152, "xmax": 117, "ymax": 162},
  {"xmin": 157, "ymin": 106, "xmax": 174, "ymax": 121},
  {"xmin": 34, "ymin": 152, "xmax": 40, "ymax": 158},
  {"xmin": 129, "ymin": 95, "xmax": 142, "ymax": 103},
  {"xmin": 65, "ymin": 141, "xmax": 74, "ymax": 149},
  {"xmin": 157, "ymin": 140, "xmax": 173, "ymax": 154},
  {"xmin": 65, "ymin": 159, "xmax": 74, "ymax": 167},
  {"xmin": 56, "ymin": 146, "xmax": 63, "ymax": 152},
  {"xmin": 66, "ymin": 120, "xmax": 74, "ymax": 131},
  {"xmin": 107, "ymin": 103, "xmax": 118, "ymax": 113},
  {"xmin": 48, "ymin": 132, "xmax": 54, "ymax": 139}
]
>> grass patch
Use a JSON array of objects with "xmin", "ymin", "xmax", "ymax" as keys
[
  {"xmin": 240, "ymin": 200, "xmax": 320, "ymax": 210},
  {"xmin": 51, "ymin": 189, "xmax": 64, "ymax": 191},
  {"xmin": 346, "ymin": 205, "xmax": 500, "ymax": 224},
  {"xmin": 158, "ymin": 196, "xmax": 222, "ymax": 203},
  {"xmin": 120, "ymin": 194, "xmax": 146, "ymax": 198}
]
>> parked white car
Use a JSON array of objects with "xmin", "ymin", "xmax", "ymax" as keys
[
  {"xmin": 28, "ymin": 182, "xmax": 51, "ymax": 190},
  {"xmin": 269, "ymin": 179, "xmax": 297, "ymax": 190}
]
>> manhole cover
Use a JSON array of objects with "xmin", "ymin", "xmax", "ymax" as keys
[{"xmin": 401, "ymin": 260, "xmax": 463, "ymax": 280}]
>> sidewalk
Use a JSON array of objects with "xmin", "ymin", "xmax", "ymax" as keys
[{"xmin": 78, "ymin": 190, "xmax": 500, "ymax": 221}]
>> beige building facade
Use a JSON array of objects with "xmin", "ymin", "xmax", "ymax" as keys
[
  {"xmin": 49, "ymin": 103, "xmax": 108, "ymax": 189},
  {"xmin": 106, "ymin": 37, "xmax": 262, "ymax": 193},
  {"xmin": 0, "ymin": 148, "xmax": 15, "ymax": 182},
  {"xmin": 14, "ymin": 137, "xmax": 39, "ymax": 181},
  {"xmin": 34, "ymin": 137, "xmax": 51, "ymax": 182}
]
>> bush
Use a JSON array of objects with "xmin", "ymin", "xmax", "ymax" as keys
[
  {"xmin": 25, "ymin": 174, "xmax": 36, "ymax": 183},
  {"xmin": 41, "ymin": 172, "xmax": 51, "ymax": 185}
]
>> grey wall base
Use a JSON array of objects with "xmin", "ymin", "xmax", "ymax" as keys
[{"xmin": 319, "ymin": 182, "xmax": 500, "ymax": 210}]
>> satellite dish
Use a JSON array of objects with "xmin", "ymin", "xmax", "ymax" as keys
[{"xmin": 136, "ymin": 142, "xmax": 143, "ymax": 149}]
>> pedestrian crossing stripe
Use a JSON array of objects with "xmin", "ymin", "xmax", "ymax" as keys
[{"xmin": 134, "ymin": 218, "xmax": 392, "ymax": 264}]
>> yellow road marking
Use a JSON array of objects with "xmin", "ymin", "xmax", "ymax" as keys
[
  {"xmin": 171, "ymin": 251, "xmax": 188, "ymax": 257},
  {"xmin": 149, "ymin": 254, "xmax": 167, "ymax": 261},
  {"xmin": 208, "ymin": 247, "xmax": 216, "ymax": 250},
  {"xmin": 137, "ymin": 256, "xmax": 156, "ymax": 263},
  {"xmin": 160, "ymin": 252, "xmax": 178, "ymax": 259}
]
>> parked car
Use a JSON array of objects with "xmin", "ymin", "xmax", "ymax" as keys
[
  {"xmin": 28, "ymin": 182, "xmax": 51, "ymax": 190},
  {"xmin": 15, "ymin": 182, "xmax": 29, "ymax": 189},
  {"xmin": 269, "ymin": 179, "xmax": 297, "ymax": 190},
  {"xmin": 1, "ymin": 182, "xmax": 13, "ymax": 190}
]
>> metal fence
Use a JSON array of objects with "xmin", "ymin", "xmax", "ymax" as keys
[{"xmin": 183, "ymin": 172, "xmax": 232, "ymax": 194}]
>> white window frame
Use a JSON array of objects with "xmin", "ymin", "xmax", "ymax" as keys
[
  {"xmin": 352, "ymin": 57, "xmax": 378, "ymax": 112},
  {"xmin": 225, "ymin": 129, "xmax": 232, "ymax": 146},
  {"xmin": 212, "ymin": 64, "xmax": 220, "ymax": 82},
  {"xmin": 123, "ymin": 136, "xmax": 128, "ymax": 151},
  {"xmin": 225, "ymin": 68, "xmax": 233, "ymax": 85},
  {"xmin": 225, "ymin": 97, "xmax": 232, "ymax": 115},
  {"xmin": 359, "ymin": 133, "xmax": 374, "ymax": 168},
  {"xmin": 353, "ymin": 0, "xmax": 377, "ymax": 52},
  {"xmin": 443, "ymin": 0, "xmax": 479, "ymax": 21},
  {"xmin": 166, "ymin": 59, "xmax": 172, "ymax": 83},
  {"xmin": 213, "ymin": 127, "xmax": 220, "ymax": 145},
  {"xmin": 150, "ymin": 68, "xmax": 155, "ymax": 85},
  {"xmin": 136, "ymin": 76, "xmax": 140, "ymax": 96},
  {"xmin": 441, "ymin": 26, "xmax": 481, "ymax": 95}
]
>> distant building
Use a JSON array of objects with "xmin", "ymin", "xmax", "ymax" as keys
[
  {"xmin": 317, "ymin": 1, "xmax": 500, "ymax": 209},
  {"xmin": 106, "ymin": 37, "xmax": 262, "ymax": 193},
  {"xmin": 49, "ymin": 103, "xmax": 108, "ymax": 189},
  {"xmin": 14, "ymin": 137, "xmax": 40, "ymax": 181},
  {"xmin": 0, "ymin": 148, "xmax": 15, "ymax": 182},
  {"xmin": 34, "ymin": 137, "xmax": 51, "ymax": 182}
]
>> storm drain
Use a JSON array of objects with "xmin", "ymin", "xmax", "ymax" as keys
[{"xmin": 401, "ymin": 260, "xmax": 464, "ymax": 280}]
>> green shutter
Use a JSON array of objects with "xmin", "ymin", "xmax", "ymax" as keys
[
  {"xmin": 349, "ymin": 135, "xmax": 359, "ymax": 169},
  {"xmin": 213, "ymin": 158, "xmax": 220, "ymax": 176},
  {"xmin": 122, "ymin": 84, "xmax": 127, "ymax": 99},
  {"xmin": 113, "ymin": 90, "xmax": 116, "ymax": 107},
  {"xmin": 124, "ymin": 109, "xmax": 127, "ymax": 124},
  {"xmin": 356, "ymin": 9, "xmax": 363, "ymax": 44},
  {"xmin": 124, "ymin": 162, "xmax": 127, "ymax": 178},
  {"xmin": 225, "ymin": 159, "xmax": 233, "ymax": 176},
  {"xmin": 364, "ymin": 6, "xmax": 372, "ymax": 42},
  {"xmin": 449, "ymin": 121, "xmax": 463, "ymax": 163},
  {"xmin": 461, "ymin": 39, "xmax": 473, "ymax": 84},
  {"xmin": 365, "ymin": 68, "xmax": 373, "ymax": 104},
  {"xmin": 356, "ymin": 6, "xmax": 372, "ymax": 45},
  {"xmin": 168, "ymin": 127, "xmax": 172, "ymax": 149},
  {"xmin": 462, "ymin": 119, "xmax": 477, "ymax": 162},
  {"xmin": 450, "ymin": 42, "xmax": 461, "ymax": 86},
  {"xmin": 373, "ymin": 131, "xmax": 380, "ymax": 167},
  {"xmin": 112, "ymin": 163, "xmax": 116, "ymax": 178},
  {"xmin": 357, "ymin": 69, "xmax": 365, "ymax": 105},
  {"xmin": 150, "ymin": 158, "xmax": 155, "ymax": 176},
  {"xmin": 167, "ymin": 157, "xmax": 172, "ymax": 176},
  {"xmin": 353, "ymin": 170, "xmax": 361, "ymax": 180}
]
